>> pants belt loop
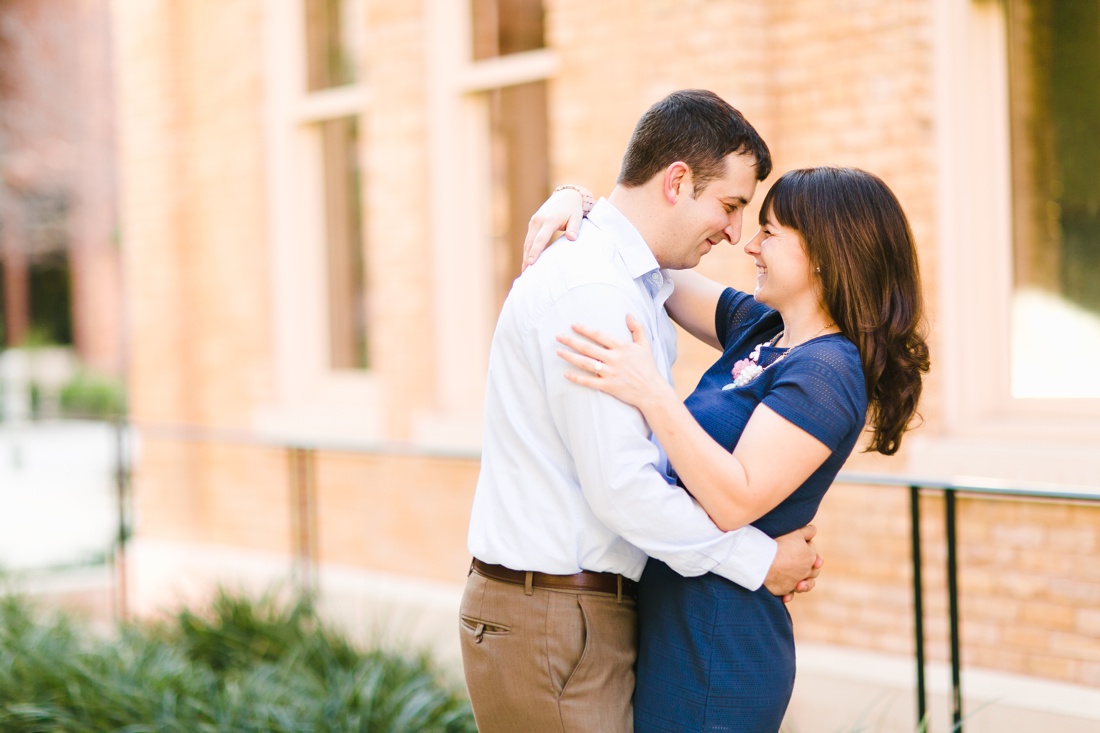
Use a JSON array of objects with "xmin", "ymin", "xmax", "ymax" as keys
[
  {"xmin": 616, "ymin": 575, "xmax": 623, "ymax": 604},
  {"xmin": 468, "ymin": 559, "xmax": 474, "ymax": 577},
  {"xmin": 524, "ymin": 571, "xmax": 534, "ymax": 596}
]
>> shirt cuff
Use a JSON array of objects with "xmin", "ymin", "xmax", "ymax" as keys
[{"xmin": 715, "ymin": 526, "xmax": 777, "ymax": 591}]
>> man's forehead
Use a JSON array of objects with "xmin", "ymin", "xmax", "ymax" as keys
[{"xmin": 712, "ymin": 152, "xmax": 759, "ymax": 201}]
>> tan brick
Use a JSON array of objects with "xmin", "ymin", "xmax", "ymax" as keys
[
  {"xmin": 1047, "ymin": 526, "xmax": 1098, "ymax": 553},
  {"xmin": 1075, "ymin": 608, "xmax": 1100, "ymax": 636},
  {"xmin": 991, "ymin": 524, "xmax": 1047, "ymax": 549},
  {"xmin": 969, "ymin": 647, "xmax": 1028, "ymax": 675},
  {"xmin": 1020, "ymin": 601, "xmax": 1077, "ymax": 631},
  {"xmin": 1025, "ymin": 656, "xmax": 1079, "ymax": 683},
  {"xmin": 1070, "ymin": 554, "xmax": 1100, "ymax": 582},
  {"xmin": 1049, "ymin": 632, "xmax": 1100, "ymax": 662},
  {"xmin": 1081, "ymin": 661, "xmax": 1100, "ymax": 687},
  {"xmin": 959, "ymin": 620, "xmax": 1001, "ymax": 646},
  {"xmin": 1048, "ymin": 578, "xmax": 1100, "ymax": 606},
  {"xmin": 1002, "ymin": 626, "xmax": 1052, "ymax": 652}
]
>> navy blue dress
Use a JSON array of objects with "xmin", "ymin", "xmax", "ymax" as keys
[{"xmin": 634, "ymin": 288, "xmax": 868, "ymax": 733}]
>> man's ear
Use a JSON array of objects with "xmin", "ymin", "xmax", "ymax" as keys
[{"xmin": 662, "ymin": 161, "xmax": 692, "ymax": 204}]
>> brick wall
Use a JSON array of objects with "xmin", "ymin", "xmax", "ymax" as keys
[
  {"xmin": 794, "ymin": 487, "xmax": 1100, "ymax": 686},
  {"xmin": 115, "ymin": 0, "xmax": 283, "ymax": 556},
  {"xmin": 113, "ymin": 0, "xmax": 1100, "ymax": 690}
]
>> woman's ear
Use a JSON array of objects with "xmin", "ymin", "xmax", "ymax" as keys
[{"xmin": 662, "ymin": 161, "xmax": 692, "ymax": 204}]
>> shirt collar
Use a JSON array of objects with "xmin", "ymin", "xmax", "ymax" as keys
[{"xmin": 586, "ymin": 198, "xmax": 663, "ymax": 281}]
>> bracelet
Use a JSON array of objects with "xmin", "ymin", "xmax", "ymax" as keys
[{"xmin": 553, "ymin": 184, "xmax": 595, "ymax": 215}]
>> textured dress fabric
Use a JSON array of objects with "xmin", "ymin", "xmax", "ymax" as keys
[{"xmin": 633, "ymin": 288, "xmax": 869, "ymax": 733}]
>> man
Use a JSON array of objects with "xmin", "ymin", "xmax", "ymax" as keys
[{"xmin": 461, "ymin": 90, "xmax": 820, "ymax": 733}]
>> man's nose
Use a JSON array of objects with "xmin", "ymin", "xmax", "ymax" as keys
[{"xmin": 724, "ymin": 213, "xmax": 742, "ymax": 245}]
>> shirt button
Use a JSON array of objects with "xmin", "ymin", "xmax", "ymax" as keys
[{"xmin": 650, "ymin": 272, "xmax": 661, "ymax": 283}]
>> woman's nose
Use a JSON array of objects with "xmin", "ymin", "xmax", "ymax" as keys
[{"xmin": 744, "ymin": 230, "xmax": 763, "ymax": 253}]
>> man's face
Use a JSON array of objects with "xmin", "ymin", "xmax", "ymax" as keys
[{"xmin": 662, "ymin": 152, "xmax": 759, "ymax": 270}]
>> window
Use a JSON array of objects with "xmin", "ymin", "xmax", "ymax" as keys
[
  {"xmin": 410, "ymin": 0, "xmax": 554, "ymax": 444},
  {"xmin": 471, "ymin": 0, "xmax": 545, "ymax": 60},
  {"xmin": 470, "ymin": 0, "xmax": 550, "ymax": 312},
  {"xmin": 258, "ymin": 0, "xmax": 379, "ymax": 443},
  {"xmin": 485, "ymin": 82, "xmax": 550, "ymax": 312},
  {"xmin": 318, "ymin": 115, "xmax": 368, "ymax": 370},
  {"xmin": 915, "ymin": 0, "xmax": 1100, "ymax": 483},
  {"xmin": 0, "ymin": 191, "xmax": 73, "ymax": 347},
  {"xmin": 303, "ymin": 0, "xmax": 370, "ymax": 371},
  {"xmin": 305, "ymin": 0, "xmax": 362, "ymax": 90},
  {"xmin": 1007, "ymin": 0, "xmax": 1100, "ymax": 398}
]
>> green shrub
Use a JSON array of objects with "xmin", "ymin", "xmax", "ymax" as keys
[
  {"xmin": 0, "ymin": 588, "xmax": 476, "ymax": 733},
  {"xmin": 58, "ymin": 370, "xmax": 126, "ymax": 419}
]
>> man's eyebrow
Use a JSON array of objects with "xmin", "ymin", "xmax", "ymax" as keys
[{"xmin": 723, "ymin": 196, "xmax": 749, "ymax": 206}]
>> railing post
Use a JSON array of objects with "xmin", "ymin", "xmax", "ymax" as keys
[
  {"xmin": 288, "ymin": 447, "xmax": 318, "ymax": 597},
  {"xmin": 909, "ymin": 485, "xmax": 926, "ymax": 728},
  {"xmin": 113, "ymin": 415, "xmax": 130, "ymax": 622},
  {"xmin": 945, "ymin": 488, "xmax": 963, "ymax": 730}
]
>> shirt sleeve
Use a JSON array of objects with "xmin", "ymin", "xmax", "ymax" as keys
[{"xmin": 535, "ymin": 282, "xmax": 777, "ymax": 590}]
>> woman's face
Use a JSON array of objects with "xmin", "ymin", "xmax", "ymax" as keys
[{"xmin": 743, "ymin": 209, "xmax": 817, "ymax": 311}]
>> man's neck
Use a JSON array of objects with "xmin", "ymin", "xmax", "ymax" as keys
[{"xmin": 607, "ymin": 184, "xmax": 666, "ymax": 264}]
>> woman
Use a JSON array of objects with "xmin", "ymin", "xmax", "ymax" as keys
[{"xmin": 526, "ymin": 167, "xmax": 929, "ymax": 732}]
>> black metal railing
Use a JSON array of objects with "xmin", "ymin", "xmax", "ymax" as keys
[
  {"xmin": 23, "ymin": 418, "xmax": 1097, "ymax": 732},
  {"xmin": 836, "ymin": 471, "xmax": 1100, "ymax": 732}
]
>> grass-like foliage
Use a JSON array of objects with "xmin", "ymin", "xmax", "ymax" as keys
[{"xmin": 0, "ymin": 588, "xmax": 476, "ymax": 733}]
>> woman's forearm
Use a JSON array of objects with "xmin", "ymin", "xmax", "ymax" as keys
[{"xmin": 637, "ymin": 387, "xmax": 762, "ymax": 531}]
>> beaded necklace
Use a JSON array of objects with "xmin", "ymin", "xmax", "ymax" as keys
[{"xmin": 723, "ymin": 323, "xmax": 834, "ymax": 390}]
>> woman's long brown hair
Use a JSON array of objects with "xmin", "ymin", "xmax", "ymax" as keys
[{"xmin": 759, "ymin": 167, "xmax": 931, "ymax": 455}]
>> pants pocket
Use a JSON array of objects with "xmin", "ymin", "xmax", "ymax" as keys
[
  {"xmin": 558, "ymin": 594, "xmax": 637, "ymax": 705},
  {"xmin": 547, "ymin": 594, "xmax": 589, "ymax": 696},
  {"xmin": 460, "ymin": 614, "xmax": 511, "ymax": 644}
]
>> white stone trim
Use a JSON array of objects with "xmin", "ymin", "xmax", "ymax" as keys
[
  {"xmin": 457, "ymin": 48, "xmax": 559, "ymax": 92},
  {"xmin": 293, "ymin": 84, "xmax": 371, "ymax": 123}
]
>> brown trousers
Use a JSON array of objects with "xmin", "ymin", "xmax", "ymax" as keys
[{"xmin": 459, "ymin": 568, "xmax": 638, "ymax": 733}]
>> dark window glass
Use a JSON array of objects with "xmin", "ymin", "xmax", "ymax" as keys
[
  {"xmin": 1008, "ymin": 0, "xmax": 1100, "ymax": 397},
  {"xmin": 0, "ymin": 255, "xmax": 7, "ymax": 346},
  {"xmin": 305, "ymin": 0, "xmax": 362, "ymax": 91},
  {"xmin": 28, "ymin": 256, "xmax": 72, "ymax": 345},
  {"xmin": 487, "ymin": 81, "xmax": 550, "ymax": 314},
  {"xmin": 320, "ymin": 116, "xmax": 368, "ymax": 370},
  {"xmin": 471, "ymin": 0, "xmax": 545, "ymax": 61}
]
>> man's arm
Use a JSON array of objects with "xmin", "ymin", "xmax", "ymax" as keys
[
  {"xmin": 769, "ymin": 526, "xmax": 823, "ymax": 601},
  {"xmin": 665, "ymin": 270, "xmax": 726, "ymax": 351},
  {"xmin": 537, "ymin": 283, "xmax": 788, "ymax": 589}
]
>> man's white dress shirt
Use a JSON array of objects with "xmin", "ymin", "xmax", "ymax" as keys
[{"xmin": 468, "ymin": 199, "xmax": 777, "ymax": 588}]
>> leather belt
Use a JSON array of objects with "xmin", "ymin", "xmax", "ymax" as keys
[{"xmin": 471, "ymin": 558, "xmax": 638, "ymax": 599}]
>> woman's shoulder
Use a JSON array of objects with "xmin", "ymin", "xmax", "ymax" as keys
[
  {"xmin": 717, "ymin": 288, "xmax": 777, "ymax": 346},
  {"xmin": 781, "ymin": 335, "xmax": 866, "ymax": 395}
]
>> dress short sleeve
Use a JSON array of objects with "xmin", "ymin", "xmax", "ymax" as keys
[
  {"xmin": 761, "ymin": 339, "xmax": 867, "ymax": 451},
  {"xmin": 715, "ymin": 288, "xmax": 772, "ymax": 351}
]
